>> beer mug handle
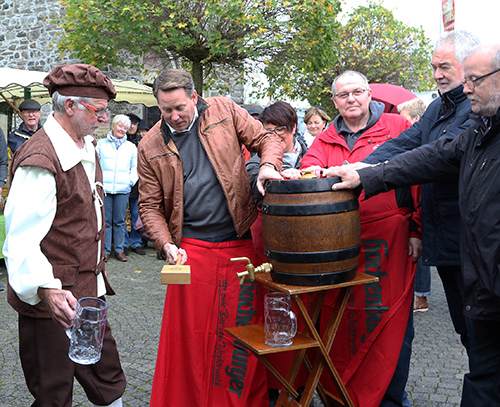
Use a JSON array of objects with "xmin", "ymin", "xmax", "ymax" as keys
[
  {"xmin": 288, "ymin": 310, "xmax": 297, "ymax": 338},
  {"xmin": 65, "ymin": 308, "xmax": 77, "ymax": 339}
]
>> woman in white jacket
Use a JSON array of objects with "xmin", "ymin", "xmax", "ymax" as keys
[{"xmin": 97, "ymin": 114, "xmax": 138, "ymax": 262}]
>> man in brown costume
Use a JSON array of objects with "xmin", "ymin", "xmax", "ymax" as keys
[{"xmin": 3, "ymin": 64, "xmax": 126, "ymax": 407}]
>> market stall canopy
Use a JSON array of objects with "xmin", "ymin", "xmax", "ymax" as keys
[
  {"xmin": 369, "ymin": 83, "xmax": 417, "ymax": 114},
  {"xmin": 0, "ymin": 67, "xmax": 157, "ymax": 107}
]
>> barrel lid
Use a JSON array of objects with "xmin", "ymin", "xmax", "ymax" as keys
[{"xmin": 265, "ymin": 177, "xmax": 341, "ymax": 194}]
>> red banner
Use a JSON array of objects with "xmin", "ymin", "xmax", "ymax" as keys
[{"xmin": 442, "ymin": 0, "xmax": 455, "ymax": 31}]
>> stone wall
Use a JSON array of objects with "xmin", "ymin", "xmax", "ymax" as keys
[{"xmin": 0, "ymin": 0, "xmax": 74, "ymax": 71}]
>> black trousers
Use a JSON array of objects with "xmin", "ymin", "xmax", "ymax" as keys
[
  {"xmin": 19, "ymin": 314, "xmax": 126, "ymax": 407},
  {"xmin": 437, "ymin": 265, "xmax": 472, "ymax": 350},
  {"xmin": 461, "ymin": 318, "xmax": 500, "ymax": 407}
]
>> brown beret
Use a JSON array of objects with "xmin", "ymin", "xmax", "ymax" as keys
[{"xmin": 43, "ymin": 64, "xmax": 117, "ymax": 100}]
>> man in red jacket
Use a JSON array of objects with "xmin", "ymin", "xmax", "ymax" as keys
[{"xmin": 301, "ymin": 70, "xmax": 421, "ymax": 407}]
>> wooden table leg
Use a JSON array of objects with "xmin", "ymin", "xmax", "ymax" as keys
[{"xmin": 294, "ymin": 286, "xmax": 355, "ymax": 407}]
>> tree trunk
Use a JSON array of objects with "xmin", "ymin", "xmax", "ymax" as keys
[{"xmin": 191, "ymin": 60, "xmax": 204, "ymax": 97}]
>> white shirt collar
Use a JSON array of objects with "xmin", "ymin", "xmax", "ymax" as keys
[
  {"xmin": 166, "ymin": 106, "xmax": 199, "ymax": 134},
  {"xmin": 43, "ymin": 113, "xmax": 96, "ymax": 172}
]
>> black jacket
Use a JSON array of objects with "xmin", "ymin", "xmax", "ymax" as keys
[
  {"xmin": 363, "ymin": 86, "xmax": 473, "ymax": 266},
  {"xmin": 359, "ymin": 108, "xmax": 500, "ymax": 321},
  {"xmin": 8, "ymin": 122, "xmax": 42, "ymax": 153}
]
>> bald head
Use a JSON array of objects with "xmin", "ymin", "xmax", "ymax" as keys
[{"xmin": 463, "ymin": 45, "xmax": 500, "ymax": 116}]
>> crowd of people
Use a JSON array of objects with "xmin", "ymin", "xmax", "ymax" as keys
[{"xmin": 2, "ymin": 27, "xmax": 500, "ymax": 407}]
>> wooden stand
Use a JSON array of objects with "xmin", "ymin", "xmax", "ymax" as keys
[{"xmin": 226, "ymin": 272, "xmax": 378, "ymax": 407}]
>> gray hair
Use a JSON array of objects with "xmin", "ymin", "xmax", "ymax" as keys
[
  {"xmin": 112, "ymin": 114, "xmax": 131, "ymax": 129},
  {"xmin": 435, "ymin": 30, "xmax": 480, "ymax": 64},
  {"xmin": 492, "ymin": 47, "xmax": 500, "ymax": 70},
  {"xmin": 331, "ymin": 71, "xmax": 370, "ymax": 96},
  {"xmin": 153, "ymin": 69, "xmax": 195, "ymax": 99},
  {"xmin": 51, "ymin": 91, "xmax": 94, "ymax": 114},
  {"xmin": 397, "ymin": 98, "xmax": 427, "ymax": 119}
]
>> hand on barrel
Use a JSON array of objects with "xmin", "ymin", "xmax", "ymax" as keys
[
  {"xmin": 281, "ymin": 168, "xmax": 302, "ymax": 180},
  {"xmin": 257, "ymin": 165, "xmax": 283, "ymax": 196},
  {"xmin": 324, "ymin": 165, "xmax": 362, "ymax": 191},
  {"xmin": 298, "ymin": 162, "xmax": 368, "ymax": 191}
]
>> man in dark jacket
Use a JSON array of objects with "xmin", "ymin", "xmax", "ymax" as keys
[
  {"xmin": 326, "ymin": 44, "xmax": 500, "ymax": 407},
  {"xmin": 362, "ymin": 30, "xmax": 480, "ymax": 350},
  {"xmin": 8, "ymin": 99, "xmax": 43, "ymax": 153}
]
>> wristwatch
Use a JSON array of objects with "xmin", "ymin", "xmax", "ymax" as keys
[{"xmin": 259, "ymin": 162, "xmax": 277, "ymax": 171}]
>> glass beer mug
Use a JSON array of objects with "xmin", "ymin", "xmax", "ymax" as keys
[
  {"xmin": 264, "ymin": 292, "xmax": 297, "ymax": 347},
  {"xmin": 66, "ymin": 297, "xmax": 107, "ymax": 365}
]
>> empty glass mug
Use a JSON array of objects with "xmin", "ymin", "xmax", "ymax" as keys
[
  {"xmin": 264, "ymin": 292, "xmax": 297, "ymax": 347},
  {"xmin": 66, "ymin": 297, "xmax": 107, "ymax": 365}
]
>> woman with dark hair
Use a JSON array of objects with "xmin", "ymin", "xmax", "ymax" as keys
[
  {"xmin": 246, "ymin": 101, "xmax": 307, "ymax": 206},
  {"xmin": 246, "ymin": 101, "xmax": 309, "ymax": 404}
]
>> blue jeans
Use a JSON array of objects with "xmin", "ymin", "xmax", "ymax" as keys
[
  {"xmin": 414, "ymin": 259, "xmax": 431, "ymax": 297},
  {"xmin": 124, "ymin": 197, "xmax": 143, "ymax": 249},
  {"xmin": 380, "ymin": 306, "xmax": 414, "ymax": 407},
  {"xmin": 104, "ymin": 193, "xmax": 129, "ymax": 254},
  {"xmin": 462, "ymin": 318, "xmax": 500, "ymax": 407}
]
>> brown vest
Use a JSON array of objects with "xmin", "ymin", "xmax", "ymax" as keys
[{"xmin": 7, "ymin": 128, "xmax": 113, "ymax": 318}]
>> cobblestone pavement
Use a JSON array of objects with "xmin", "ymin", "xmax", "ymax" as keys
[{"xmin": 0, "ymin": 250, "xmax": 467, "ymax": 407}]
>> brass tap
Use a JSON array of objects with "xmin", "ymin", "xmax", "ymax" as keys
[{"xmin": 230, "ymin": 257, "xmax": 273, "ymax": 285}]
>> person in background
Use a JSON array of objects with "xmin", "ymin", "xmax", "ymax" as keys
[
  {"xmin": 397, "ymin": 98, "xmax": 427, "ymax": 125},
  {"xmin": 300, "ymin": 70, "xmax": 420, "ymax": 407},
  {"xmin": 325, "ymin": 43, "xmax": 500, "ymax": 407},
  {"xmin": 397, "ymin": 98, "xmax": 431, "ymax": 312},
  {"xmin": 0, "ymin": 128, "xmax": 8, "ymax": 292},
  {"xmin": 136, "ymin": 120, "xmax": 149, "ymax": 137},
  {"xmin": 243, "ymin": 106, "xmax": 263, "ymax": 160},
  {"xmin": 8, "ymin": 99, "xmax": 43, "ymax": 153},
  {"xmin": 123, "ymin": 113, "xmax": 146, "ymax": 255},
  {"xmin": 360, "ymin": 30, "xmax": 480, "ymax": 348},
  {"xmin": 3, "ymin": 63, "xmax": 126, "ymax": 407},
  {"xmin": 246, "ymin": 106, "xmax": 263, "ymax": 120},
  {"xmin": 97, "ymin": 114, "xmax": 138, "ymax": 262},
  {"xmin": 0, "ymin": 128, "xmax": 8, "ymax": 197},
  {"xmin": 137, "ymin": 68, "xmax": 284, "ymax": 407},
  {"xmin": 302, "ymin": 105, "xmax": 331, "ymax": 148}
]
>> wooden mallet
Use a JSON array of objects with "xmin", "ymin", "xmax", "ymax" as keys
[{"xmin": 161, "ymin": 253, "xmax": 191, "ymax": 285}]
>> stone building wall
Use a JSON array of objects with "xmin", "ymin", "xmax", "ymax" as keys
[{"xmin": 0, "ymin": 0, "xmax": 73, "ymax": 71}]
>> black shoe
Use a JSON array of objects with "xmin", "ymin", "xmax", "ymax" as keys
[
  {"xmin": 132, "ymin": 246, "xmax": 146, "ymax": 255},
  {"xmin": 0, "ymin": 282, "xmax": 5, "ymax": 292},
  {"xmin": 156, "ymin": 251, "xmax": 163, "ymax": 260},
  {"xmin": 124, "ymin": 247, "xmax": 129, "ymax": 255}
]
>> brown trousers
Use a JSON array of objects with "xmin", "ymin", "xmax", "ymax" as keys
[{"xmin": 19, "ymin": 314, "xmax": 126, "ymax": 407}]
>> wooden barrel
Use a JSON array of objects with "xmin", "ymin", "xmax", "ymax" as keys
[{"xmin": 261, "ymin": 177, "xmax": 361, "ymax": 286}]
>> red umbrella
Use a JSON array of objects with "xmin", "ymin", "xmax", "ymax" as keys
[{"xmin": 369, "ymin": 83, "xmax": 417, "ymax": 114}]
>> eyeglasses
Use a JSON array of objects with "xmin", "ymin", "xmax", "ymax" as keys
[
  {"xmin": 78, "ymin": 101, "xmax": 110, "ymax": 119},
  {"xmin": 334, "ymin": 88, "xmax": 369, "ymax": 100},
  {"xmin": 462, "ymin": 68, "xmax": 500, "ymax": 90},
  {"xmin": 265, "ymin": 125, "xmax": 287, "ymax": 136}
]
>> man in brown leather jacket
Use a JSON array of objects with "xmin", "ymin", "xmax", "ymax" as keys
[{"xmin": 137, "ymin": 69, "xmax": 284, "ymax": 407}]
